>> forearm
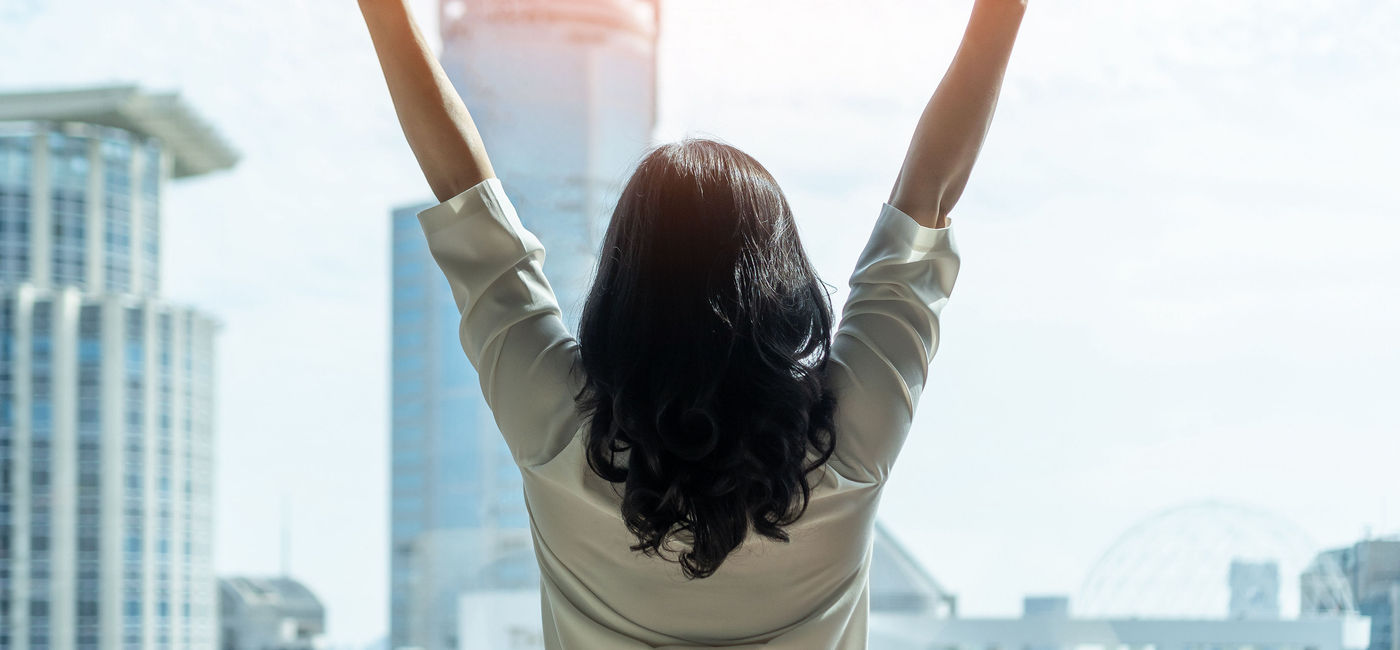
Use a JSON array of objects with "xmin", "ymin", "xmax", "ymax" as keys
[
  {"xmin": 360, "ymin": 0, "xmax": 494, "ymax": 201},
  {"xmin": 890, "ymin": 0, "xmax": 1026, "ymax": 228}
]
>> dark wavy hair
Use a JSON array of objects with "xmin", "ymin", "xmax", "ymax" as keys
[{"xmin": 575, "ymin": 138, "xmax": 838, "ymax": 579}]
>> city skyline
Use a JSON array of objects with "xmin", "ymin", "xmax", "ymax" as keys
[{"xmin": 1, "ymin": 0, "xmax": 1395, "ymax": 646}]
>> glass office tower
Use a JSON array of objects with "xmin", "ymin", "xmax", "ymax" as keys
[
  {"xmin": 0, "ymin": 86, "xmax": 236, "ymax": 650},
  {"xmin": 389, "ymin": 2, "xmax": 658, "ymax": 649},
  {"xmin": 390, "ymin": 202, "xmax": 536, "ymax": 650}
]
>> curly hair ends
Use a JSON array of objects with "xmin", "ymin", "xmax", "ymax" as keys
[{"xmin": 575, "ymin": 138, "xmax": 838, "ymax": 579}]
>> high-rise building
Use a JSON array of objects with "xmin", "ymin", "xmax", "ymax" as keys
[
  {"xmin": 389, "ymin": 202, "xmax": 537, "ymax": 650},
  {"xmin": 0, "ymin": 86, "xmax": 236, "ymax": 650},
  {"xmin": 436, "ymin": 0, "xmax": 660, "ymax": 327},
  {"xmin": 388, "ymin": 2, "xmax": 658, "ymax": 649}
]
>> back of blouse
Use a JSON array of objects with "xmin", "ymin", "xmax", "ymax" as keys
[{"xmin": 417, "ymin": 177, "xmax": 960, "ymax": 649}]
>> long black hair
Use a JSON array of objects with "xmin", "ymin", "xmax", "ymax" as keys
[{"xmin": 575, "ymin": 138, "xmax": 838, "ymax": 579}]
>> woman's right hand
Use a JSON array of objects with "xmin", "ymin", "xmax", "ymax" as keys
[{"xmin": 888, "ymin": 0, "xmax": 1028, "ymax": 229}]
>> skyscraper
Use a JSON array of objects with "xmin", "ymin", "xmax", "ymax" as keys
[
  {"xmin": 390, "ymin": 202, "xmax": 535, "ymax": 649},
  {"xmin": 0, "ymin": 86, "xmax": 236, "ymax": 650},
  {"xmin": 388, "ymin": 2, "xmax": 658, "ymax": 649},
  {"xmin": 436, "ymin": 0, "xmax": 660, "ymax": 326}
]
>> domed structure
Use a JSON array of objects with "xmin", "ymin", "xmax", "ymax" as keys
[{"xmin": 1076, "ymin": 501, "xmax": 1355, "ymax": 619}]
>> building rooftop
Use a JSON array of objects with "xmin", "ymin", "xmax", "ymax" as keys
[
  {"xmin": 871, "ymin": 522, "xmax": 956, "ymax": 616},
  {"xmin": 444, "ymin": 0, "xmax": 659, "ymax": 40},
  {"xmin": 0, "ymin": 85, "xmax": 239, "ymax": 178},
  {"xmin": 219, "ymin": 576, "xmax": 325, "ymax": 619}
]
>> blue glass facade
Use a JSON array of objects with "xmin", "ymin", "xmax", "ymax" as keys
[
  {"xmin": 124, "ymin": 306, "xmax": 145, "ymax": 648},
  {"xmin": 77, "ymin": 304, "xmax": 102, "ymax": 647},
  {"xmin": 0, "ymin": 126, "xmax": 159, "ymax": 296},
  {"xmin": 103, "ymin": 137, "xmax": 133, "ymax": 293},
  {"xmin": 0, "ymin": 135, "xmax": 32, "ymax": 284},
  {"xmin": 155, "ymin": 312, "xmax": 173, "ymax": 650},
  {"xmin": 49, "ymin": 133, "xmax": 88, "ymax": 288},
  {"xmin": 0, "ymin": 298, "xmax": 13, "ymax": 649},
  {"xmin": 389, "ymin": 3, "xmax": 657, "ymax": 649},
  {"xmin": 390, "ymin": 203, "xmax": 526, "ymax": 648},
  {"xmin": 140, "ymin": 141, "xmax": 160, "ymax": 295},
  {"xmin": 30, "ymin": 302, "xmax": 53, "ymax": 650},
  {"xmin": 181, "ymin": 310, "xmax": 197, "ymax": 650}
]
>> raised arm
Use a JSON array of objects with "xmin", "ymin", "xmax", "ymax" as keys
[
  {"xmin": 359, "ymin": 0, "xmax": 494, "ymax": 201},
  {"xmin": 889, "ymin": 0, "xmax": 1027, "ymax": 228}
]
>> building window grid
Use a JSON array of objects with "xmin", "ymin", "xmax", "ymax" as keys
[
  {"xmin": 74, "ymin": 304, "xmax": 104, "ymax": 637},
  {"xmin": 29, "ymin": 303, "xmax": 52, "ymax": 649},
  {"xmin": 156, "ymin": 313, "xmax": 172, "ymax": 650},
  {"xmin": 141, "ymin": 140, "xmax": 160, "ymax": 294},
  {"xmin": 0, "ymin": 136, "xmax": 34, "ymax": 285},
  {"xmin": 103, "ymin": 135, "xmax": 133, "ymax": 292},
  {"xmin": 0, "ymin": 297, "xmax": 10, "ymax": 645},
  {"xmin": 124, "ymin": 307, "xmax": 144, "ymax": 635},
  {"xmin": 0, "ymin": 126, "xmax": 201, "ymax": 644},
  {"xmin": 182, "ymin": 313, "xmax": 195, "ymax": 648},
  {"xmin": 48, "ymin": 132, "xmax": 89, "ymax": 288}
]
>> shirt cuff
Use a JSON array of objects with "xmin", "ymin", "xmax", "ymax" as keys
[
  {"xmin": 416, "ymin": 177, "xmax": 508, "ymax": 236},
  {"xmin": 877, "ymin": 202, "xmax": 957, "ymax": 257}
]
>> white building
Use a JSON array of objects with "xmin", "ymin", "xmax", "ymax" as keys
[
  {"xmin": 389, "ymin": 2, "xmax": 659, "ymax": 649},
  {"xmin": 1, "ymin": 86, "xmax": 236, "ymax": 650}
]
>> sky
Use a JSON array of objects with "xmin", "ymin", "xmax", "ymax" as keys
[{"xmin": 2, "ymin": 0, "xmax": 1398, "ymax": 645}]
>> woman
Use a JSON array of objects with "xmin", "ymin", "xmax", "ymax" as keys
[{"xmin": 361, "ymin": 0, "xmax": 1026, "ymax": 647}]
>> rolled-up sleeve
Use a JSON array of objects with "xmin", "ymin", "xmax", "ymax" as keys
[
  {"xmin": 827, "ymin": 202, "xmax": 961, "ymax": 483},
  {"xmin": 417, "ymin": 178, "xmax": 584, "ymax": 467}
]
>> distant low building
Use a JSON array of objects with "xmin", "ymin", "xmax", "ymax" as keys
[
  {"xmin": 1230, "ymin": 559, "xmax": 1281, "ymax": 620},
  {"xmin": 1304, "ymin": 538, "xmax": 1400, "ymax": 650},
  {"xmin": 218, "ymin": 577, "xmax": 325, "ymax": 650},
  {"xmin": 1022, "ymin": 596, "xmax": 1070, "ymax": 619},
  {"xmin": 870, "ymin": 522, "xmax": 957, "ymax": 618},
  {"xmin": 872, "ymin": 594, "xmax": 1372, "ymax": 650}
]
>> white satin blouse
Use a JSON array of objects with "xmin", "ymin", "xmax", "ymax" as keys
[{"xmin": 417, "ymin": 177, "xmax": 960, "ymax": 649}]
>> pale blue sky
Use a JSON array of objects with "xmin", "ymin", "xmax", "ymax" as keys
[{"xmin": 2, "ymin": 0, "xmax": 1397, "ymax": 646}]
